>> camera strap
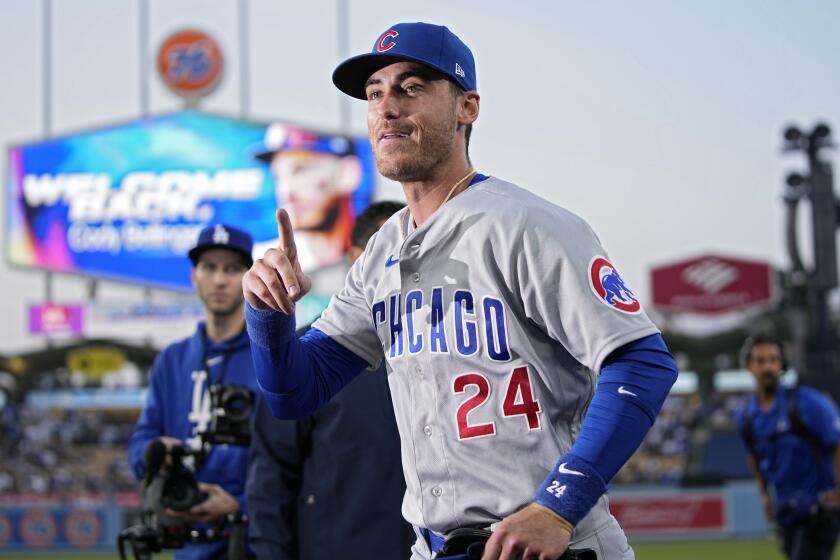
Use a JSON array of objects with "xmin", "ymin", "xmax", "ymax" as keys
[{"xmin": 199, "ymin": 326, "xmax": 245, "ymax": 386}]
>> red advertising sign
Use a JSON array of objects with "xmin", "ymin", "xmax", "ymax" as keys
[
  {"xmin": 610, "ymin": 493, "xmax": 727, "ymax": 534},
  {"xmin": 157, "ymin": 29, "xmax": 223, "ymax": 98},
  {"xmin": 651, "ymin": 254, "xmax": 775, "ymax": 314}
]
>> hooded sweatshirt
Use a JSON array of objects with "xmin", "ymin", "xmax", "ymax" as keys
[{"xmin": 129, "ymin": 322, "xmax": 257, "ymax": 560}]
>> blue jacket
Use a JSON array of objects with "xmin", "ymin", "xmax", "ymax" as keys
[
  {"xmin": 129, "ymin": 322, "xmax": 259, "ymax": 560},
  {"xmin": 738, "ymin": 384, "xmax": 840, "ymax": 525},
  {"xmin": 246, "ymin": 327, "xmax": 414, "ymax": 560}
]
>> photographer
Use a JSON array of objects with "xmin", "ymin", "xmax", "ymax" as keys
[
  {"xmin": 128, "ymin": 224, "xmax": 259, "ymax": 560},
  {"xmin": 738, "ymin": 335, "xmax": 840, "ymax": 560}
]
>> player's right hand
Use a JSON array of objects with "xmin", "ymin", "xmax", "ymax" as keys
[
  {"xmin": 242, "ymin": 208, "xmax": 312, "ymax": 314},
  {"xmin": 760, "ymin": 492, "xmax": 774, "ymax": 522}
]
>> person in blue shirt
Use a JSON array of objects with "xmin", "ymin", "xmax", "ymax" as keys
[
  {"xmin": 738, "ymin": 335, "xmax": 840, "ymax": 560},
  {"xmin": 246, "ymin": 201, "xmax": 414, "ymax": 559},
  {"xmin": 128, "ymin": 224, "xmax": 260, "ymax": 560}
]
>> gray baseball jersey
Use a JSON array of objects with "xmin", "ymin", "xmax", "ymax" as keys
[{"xmin": 313, "ymin": 176, "xmax": 658, "ymax": 557}]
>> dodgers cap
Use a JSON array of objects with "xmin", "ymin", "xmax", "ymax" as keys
[
  {"xmin": 188, "ymin": 224, "xmax": 254, "ymax": 268},
  {"xmin": 332, "ymin": 22, "xmax": 476, "ymax": 100}
]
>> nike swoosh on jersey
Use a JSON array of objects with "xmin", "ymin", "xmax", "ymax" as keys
[
  {"xmin": 618, "ymin": 386, "xmax": 638, "ymax": 397},
  {"xmin": 557, "ymin": 463, "xmax": 586, "ymax": 477},
  {"xmin": 385, "ymin": 255, "xmax": 400, "ymax": 267}
]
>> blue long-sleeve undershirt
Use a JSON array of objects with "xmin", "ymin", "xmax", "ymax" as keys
[
  {"xmin": 246, "ymin": 304, "xmax": 370, "ymax": 419},
  {"xmin": 533, "ymin": 333, "xmax": 678, "ymax": 524},
  {"xmin": 568, "ymin": 333, "xmax": 678, "ymax": 482}
]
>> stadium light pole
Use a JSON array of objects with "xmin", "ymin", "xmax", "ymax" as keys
[
  {"xmin": 336, "ymin": 0, "xmax": 351, "ymax": 132},
  {"xmin": 782, "ymin": 122, "xmax": 840, "ymax": 402},
  {"xmin": 41, "ymin": 0, "xmax": 54, "ymax": 348},
  {"xmin": 238, "ymin": 0, "xmax": 250, "ymax": 118}
]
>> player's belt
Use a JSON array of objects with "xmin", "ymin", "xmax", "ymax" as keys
[{"xmin": 419, "ymin": 526, "xmax": 598, "ymax": 559}]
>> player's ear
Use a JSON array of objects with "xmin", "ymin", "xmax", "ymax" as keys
[
  {"xmin": 457, "ymin": 91, "xmax": 480, "ymax": 127},
  {"xmin": 336, "ymin": 155, "xmax": 363, "ymax": 194}
]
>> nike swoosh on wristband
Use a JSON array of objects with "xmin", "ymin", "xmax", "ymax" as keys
[
  {"xmin": 557, "ymin": 463, "xmax": 586, "ymax": 476},
  {"xmin": 385, "ymin": 255, "xmax": 400, "ymax": 267},
  {"xmin": 618, "ymin": 386, "xmax": 638, "ymax": 397}
]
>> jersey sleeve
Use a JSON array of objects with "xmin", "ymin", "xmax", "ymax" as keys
[
  {"xmin": 312, "ymin": 236, "xmax": 383, "ymax": 367},
  {"xmin": 513, "ymin": 208, "xmax": 659, "ymax": 372},
  {"xmin": 798, "ymin": 387, "xmax": 840, "ymax": 448}
]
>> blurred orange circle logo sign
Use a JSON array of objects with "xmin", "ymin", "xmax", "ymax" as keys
[
  {"xmin": 157, "ymin": 29, "xmax": 223, "ymax": 98},
  {"xmin": 64, "ymin": 510, "xmax": 102, "ymax": 548}
]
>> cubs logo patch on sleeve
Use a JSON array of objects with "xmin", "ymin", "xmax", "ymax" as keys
[{"xmin": 589, "ymin": 256, "xmax": 641, "ymax": 314}]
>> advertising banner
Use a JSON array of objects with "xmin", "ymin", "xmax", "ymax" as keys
[
  {"xmin": 610, "ymin": 493, "xmax": 727, "ymax": 535},
  {"xmin": 28, "ymin": 303, "xmax": 84, "ymax": 335},
  {"xmin": 0, "ymin": 504, "xmax": 119, "ymax": 551},
  {"xmin": 6, "ymin": 112, "xmax": 375, "ymax": 291},
  {"xmin": 650, "ymin": 254, "xmax": 775, "ymax": 314}
]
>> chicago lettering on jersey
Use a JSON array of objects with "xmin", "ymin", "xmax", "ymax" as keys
[{"xmin": 371, "ymin": 288, "xmax": 511, "ymax": 361}]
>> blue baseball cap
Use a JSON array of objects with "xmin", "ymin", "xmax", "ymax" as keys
[
  {"xmin": 333, "ymin": 22, "xmax": 476, "ymax": 100},
  {"xmin": 188, "ymin": 224, "xmax": 254, "ymax": 267},
  {"xmin": 254, "ymin": 123, "xmax": 354, "ymax": 163}
]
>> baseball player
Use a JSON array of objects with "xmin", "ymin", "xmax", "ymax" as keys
[{"xmin": 243, "ymin": 22, "xmax": 678, "ymax": 560}]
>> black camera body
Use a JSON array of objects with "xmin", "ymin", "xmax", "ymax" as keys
[
  {"xmin": 203, "ymin": 384, "xmax": 253, "ymax": 446},
  {"xmin": 142, "ymin": 445, "xmax": 206, "ymax": 548}
]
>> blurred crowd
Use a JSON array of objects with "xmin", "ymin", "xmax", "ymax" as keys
[
  {"xmin": 0, "ymin": 403, "xmax": 137, "ymax": 495},
  {"xmin": 0, "ymin": 389, "xmax": 758, "ymax": 495},
  {"xmin": 615, "ymin": 390, "xmax": 751, "ymax": 485}
]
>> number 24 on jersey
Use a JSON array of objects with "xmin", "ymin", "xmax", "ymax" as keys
[{"xmin": 453, "ymin": 365, "xmax": 542, "ymax": 440}]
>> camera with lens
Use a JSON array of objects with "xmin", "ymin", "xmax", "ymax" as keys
[
  {"xmin": 141, "ymin": 443, "xmax": 206, "ymax": 547},
  {"xmin": 118, "ymin": 381, "xmax": 253, "ymax": 560},
  {"xmin": 119, "ymin": 440, "xmax": 248, "ymax": 560},
  {"xmin": 155, "ymin": 446, "xmax": 205, "ymax": 514},
  {"xmin": 203, "ymin": 384, "xmax": 253, "ymax": 446}
]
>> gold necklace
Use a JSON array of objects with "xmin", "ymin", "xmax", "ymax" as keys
[
  {"xmin": 401, "ymin": 169, "xmax": 479, "ymax": 240},
  {"xmin": 441, "ymin": 169, "xmax": 478, "ymax": 205}
]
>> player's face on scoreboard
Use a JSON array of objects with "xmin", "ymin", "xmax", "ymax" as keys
[
  {"xmin": 271, "ymin": 150, "xmax": 359, "ymax": 230},
  {"xmin": 192, "ymin": 249, "xmax": 247, "ymax": 316},
  {"xmin": 365, "ymin": 62, "xmax": 460, "ymax": 182}
]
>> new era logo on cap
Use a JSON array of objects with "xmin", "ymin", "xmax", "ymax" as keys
[{"xmin": 455, "ymin": 62, "xmax": 465, "ymax": 78}]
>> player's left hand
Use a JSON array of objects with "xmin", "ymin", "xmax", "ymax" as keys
[
  {"xmin": 482, "ymin": 503, "xmax": 572, "ymax": 560},
  {"xmin": 166, "ymin": 483, "xmax": 239, "ymax": 524}
]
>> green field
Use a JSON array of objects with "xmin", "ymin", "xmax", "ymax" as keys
[
  {"xmin": 1, "ymin": 538, "xmax": 839, "ymax": 559},
  {"xmin": 635, "ymin": 537, "xmax": 788, "ymax": 559}
]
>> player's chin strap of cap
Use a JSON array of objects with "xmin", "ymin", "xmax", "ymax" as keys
[{"xmin": 535, "ymin": 454, "xmax": 607, "ymax": 527}]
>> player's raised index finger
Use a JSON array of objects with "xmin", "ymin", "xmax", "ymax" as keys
[{"xmin": 276, "ymin": 208, "xmax": 297, "ymax": 259}]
